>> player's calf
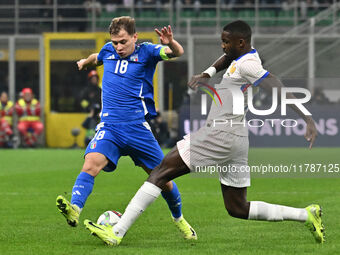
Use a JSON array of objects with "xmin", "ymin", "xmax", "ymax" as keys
[
  {"xmin": 224, "ymin": 202, "xmax": 250, "ymax": 219},
  {"xmin": 147, "ymin": 147, "xmax": 190, "ymax": 189},
  {"xmin": 221, "ymin": 184, "xmax": 250, "ymax": 219}
]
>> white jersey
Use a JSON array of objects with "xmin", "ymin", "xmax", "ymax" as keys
[
  {"xmin": 206, "ymin": 49, "xmax": 269, "ymax": 136},
  {"xmin": 177, "ymin": 49, "xmax": 268, "ymax": 188}
]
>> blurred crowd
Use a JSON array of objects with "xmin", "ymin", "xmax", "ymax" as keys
[
  {"xmin": 0, "ymin": 0, "xmax": 334, "ymax": 34},
  {"xmin": 85, "ymin": 0, "xmax": 335, "ymax": 18},
  {"xmin": 5, "ymin": 0, "xmax": 336, "ymax": 22}
]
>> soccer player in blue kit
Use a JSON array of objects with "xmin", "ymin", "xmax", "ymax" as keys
[{"xmin": 56, "ymin": 16, "xmax": 197, "ymax": 240}]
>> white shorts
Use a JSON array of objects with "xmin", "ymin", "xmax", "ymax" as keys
[{"xmin": 177, "ymin": 127, "xmax": 250, "ymax": 188}]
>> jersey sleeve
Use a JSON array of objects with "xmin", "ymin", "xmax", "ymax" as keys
[
  {"xmin": 144, "ymin": 43, "xmax": 169, "ymax": 62},
  {"xmin": 239, "ymin": 59, "xmax": 269, "ymax": 86},
  {"xmin": 97, "ymin": 43, "xmax": 109, "ymax": 62}
]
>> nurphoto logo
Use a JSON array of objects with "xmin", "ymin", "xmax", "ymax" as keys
[{"xmin": 199, "ymin": 82, "xmax": 312, "ymax": 128}]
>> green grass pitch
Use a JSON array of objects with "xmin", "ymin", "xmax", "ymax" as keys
[{"xmin": 0, "ymin": 148, "xmax": 339, "ymax": 255}]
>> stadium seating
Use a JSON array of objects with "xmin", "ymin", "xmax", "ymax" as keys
[{"xmin": 96, "ymin": 8, "xmax": 329, "ymax": 29}]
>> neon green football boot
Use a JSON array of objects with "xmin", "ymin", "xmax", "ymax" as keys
[
  {"xmin": 305, "ymin": 204, "xmax": 325, "ymax": 243},
  {"xmin": 56, "ymin": 195, "xmax": 80, "ymax": 227},
  {"xmin": 84, "ymin": 220, "xmax": 122, "ymax": 246},
  {"xmin": 173, "ymin": 216, "xmax": 197, "ymax": 240}
]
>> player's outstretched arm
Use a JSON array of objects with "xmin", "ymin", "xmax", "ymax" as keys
[
  {"xmin": 260, "ymin": 73, "xmax": 317, "ymax": 149},
  {"xmin": 77, "ymin": 53, "xmax": 102, "ymax": 71},
  {"xmin": 155, "ymin": 25, "xmax": 184, "ymax": 58},
  {"xmin": 188, "ymin": 54, "xmax": 233, "ymax": 90}
]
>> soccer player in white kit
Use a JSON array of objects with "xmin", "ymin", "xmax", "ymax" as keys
[{"xmin": 84, "ymin": 20, "xmax": 324, "ymax": 246}]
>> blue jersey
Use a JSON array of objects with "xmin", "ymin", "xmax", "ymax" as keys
[{"xmin": 97, "ymin": 42, "xmax": 168, "ymax": 123}]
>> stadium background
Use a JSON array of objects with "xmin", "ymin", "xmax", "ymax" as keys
[{"xmin": 0, "ymin": 1, "xmax": 339, "ymax": 254}]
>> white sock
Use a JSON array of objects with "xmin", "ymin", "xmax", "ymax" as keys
[
  {"xmin": 173, "ymin": 215, "xmax": 183, "ymax": 222},
  {"xmin": 72, "ymin": 204, "xmax": 82, "ymax": 214},
  {"xmin": 113, "ymin": 182, "xmax": 162, "ymax": 237},
  {"xmin": 248, "ymin": 201, "xmax": 308, "ymax": 222}
]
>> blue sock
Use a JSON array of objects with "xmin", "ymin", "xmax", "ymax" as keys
[
  {"xmin": 71, "ymin": 172, "xmax": 95, "ymax": 209},
  {"xmin": 161, "ymin": 181, "xmax": 182, "ymax": 219}
]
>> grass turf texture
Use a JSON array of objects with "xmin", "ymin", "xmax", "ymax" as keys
[{"xmin": 0, "ymin": 148, "xmax": 339, "ymax": 255}]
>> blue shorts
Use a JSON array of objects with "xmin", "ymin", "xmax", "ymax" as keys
[{"xmin": 84, "ymin": 121, "xmax": 164, "ymax": 172}]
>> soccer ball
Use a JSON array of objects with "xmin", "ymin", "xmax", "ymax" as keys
[{"xmin": 96, "ymin": 210, "xmax": 122, "ymax": 226}]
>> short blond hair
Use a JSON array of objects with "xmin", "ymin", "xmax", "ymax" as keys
[{"xmin": 109, "ymin": 16, "xmax": 136, "ymax": 35}]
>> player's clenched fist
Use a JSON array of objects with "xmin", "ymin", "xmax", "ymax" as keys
[
  {"xmin": 77, "ymin": 59, "xmax": 87, "ymax": 70},
  {"xmin": 305, "ymin": 120, "xmax": 317, "ymax": 149}
]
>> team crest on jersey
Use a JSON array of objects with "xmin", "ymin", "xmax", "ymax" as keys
[
  {"xmin": 130, "ymin": 54, "xmax": 138, "ymax": 62},
  {"xmin": 229, "ymin": 63, "xmax": 236, "ymax": 74},
  {"xmin": 106, "ymin": 54, "xmax": 115, "ymax": 60},
  {"xmin": 90, "ymin": 141, "xmax": 96, "ymax": 149}
]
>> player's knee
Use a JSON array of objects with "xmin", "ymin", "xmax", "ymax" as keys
[
  {"xmin": 147, "ymin": 165, "xmax": 168, "ymax": 188},
  {"xmin": 147, "ymin": 167, "xmax": 163, "ymax": 185},
  {"xmin": 81, "ymin": 158, "xmax": 103, "ymax": 177},
  {"xmin": 82, "ymin": 153, "xmax": 108, "ymax": 176},
  {"xmin": 225, "ymin": 204, "xmax": 245, "ymax": 219},
  {"xmin": 81, "ymin": 165, "xmax": 101, "ymax": 177},
  {"xmin": 147, "ymin": 149, "xmax": 183, "ymax": 189}
]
